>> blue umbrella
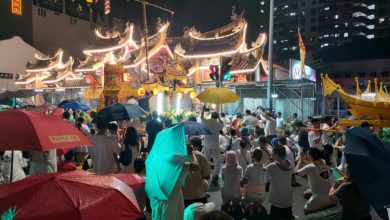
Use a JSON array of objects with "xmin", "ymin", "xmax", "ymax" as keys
[
  {"xmin": 345, "ymin": 127, "xmax": 390, "ymax": 220},
  {"xmin": 92, "ymin": 103, "xmax": 146, "ymax": 123},
  {"xmin": 58, "ymin": 100, "xmax": 91, "ymax": 111},
  {"xmin": 145, "ymin": 124, "xmax": 188, "ymax": 200},
  {"xmin": 181, "ymin": 121, "xmax": 212, "ymax": 136}
]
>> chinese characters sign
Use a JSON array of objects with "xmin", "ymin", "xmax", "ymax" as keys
[{"xmin": 11, "ymin": 0, "xmax": 22, "ymax": 15}]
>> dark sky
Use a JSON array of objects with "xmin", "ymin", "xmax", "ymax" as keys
[{"xmin": 108, "ymin": 0, "xmax": 263, "ymax": 42}]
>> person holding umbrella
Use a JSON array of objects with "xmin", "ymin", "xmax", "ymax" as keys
[
  {"xmin": 201, "ymin": 105, "xmax": 224, "ymax": 182},
  {"xmin": 88, "ymin": 123, "xmax": 121, "ymax": 174}
]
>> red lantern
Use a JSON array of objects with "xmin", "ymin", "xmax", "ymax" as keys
[{"xmin": 137, "ymin": 88, "xmax": 145, "ymax": 97}]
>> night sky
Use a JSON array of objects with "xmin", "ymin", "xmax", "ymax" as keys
[{"xmin": 107, "ymin": 0, "xmax": 263, "ymax": 42}]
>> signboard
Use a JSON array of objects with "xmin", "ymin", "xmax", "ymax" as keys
[
  {"xmin": 289, "ymin": 59, "xmax": 316, "ymax": 82},
  {"xmin": 0, "ymin": 73, "xmax": 13, "ymax": 79},
  {"xmin": 37, "ymin": 0, "xmax": 63, "ymax": 13},
  {"xmin": 11, "ymin": 0, "xmax": 22, "ymax": 15},
  {"xmin": 104, "ymin": 64, "xmax": 123, "ymax": 91}
]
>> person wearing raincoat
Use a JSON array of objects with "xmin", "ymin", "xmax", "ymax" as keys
[{"xmin": 145, "ymin": 124, "xmax": 191, "ymax": 220}]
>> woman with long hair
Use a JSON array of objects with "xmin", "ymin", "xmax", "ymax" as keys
[{"xmin": 121, "ymin": 125, "xmax": 140, "ymax": 173}]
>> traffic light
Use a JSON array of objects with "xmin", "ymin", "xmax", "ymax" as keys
[
  {"xmin": 220, "ymin": 57, "xmax": 232, "ymax": 81},
  {"xmin": 209, "ymin": 65, "xmax": 219, "ymax": 81}
]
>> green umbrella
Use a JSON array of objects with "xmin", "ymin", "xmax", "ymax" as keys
[{"xmin": 145, "ymin": 124, "xmax": 188, "ymax": 200}]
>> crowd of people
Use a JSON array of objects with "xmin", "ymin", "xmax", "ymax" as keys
[{"xmin": 0, "ymin": 105, "xmax": 381, "ymax": 220}]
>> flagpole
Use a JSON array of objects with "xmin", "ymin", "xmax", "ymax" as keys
[{"xmin": 298, "ymin": 27, "xmax": 305, "ymax": 121}]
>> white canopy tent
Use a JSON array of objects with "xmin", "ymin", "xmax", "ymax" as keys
[{"xmin": 0, "ymin": 36, "xmax": 42, "ymax": 91}]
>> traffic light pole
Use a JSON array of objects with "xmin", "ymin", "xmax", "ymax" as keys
[{"xmin": 267, "ymin": 0, "xmax": 274, "ymax": 113}]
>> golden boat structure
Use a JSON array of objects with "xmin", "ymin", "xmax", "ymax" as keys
[{"xmin": 321, "ymin": 73, "xmax": 390, "ymax": 127}]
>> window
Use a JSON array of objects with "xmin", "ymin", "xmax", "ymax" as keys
[
  {"xmin": 379, "ymin": 18, "xmax": 385, "ymax": 23},
  {"xmin": 367, "ymin": 4, "xmax": 375, "ymax": 10},
  {"xmin": 367, "ymin": 25, "xmax": 375, "ymax": 29},
  {"xmin": 260, "ymin": 1, "xmax": 265, "ymax": 5},
  {"xmin": 70, "ymin": 17, "xmax": 77, "ymax": 25},
  {"xmin": 334, "ymin": 14, "xmax": 339, "ymax": 19},
  {"xmin": 38, "ymin": 8, "xmax": 46, "ymax": 17},
  {"xmin": 324, "ymin": 7, "xmax": 330, "ymax": 11},
  {"xmin": 367, "ymin": 34, "xmax": 375, "ymax": 39},
  {"xmin": 370, "ymin": 72, "xmax": 377, "ymax": 77},
  {"xmin": 344, "ymin": 32, "xmax": 349, "ymax": 37},
  {"xmin": 335, "ymin": 24, "xmax": 339, "ymax": 28},
  {"xmin": 290, "ymin": 12, "xmax": 296, "ymax": 16}
]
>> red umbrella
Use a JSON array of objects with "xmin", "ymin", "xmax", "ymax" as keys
[
  {"xmin": 0, "ymin": 110, "xmax": 93, "ymax": 151},
  {"xmin": 52, "ymin": 107, "xmax": 65, "ymax": 118},
  {"xmin": 110, "ymin": 173, "xmax": 146, "ymax": 188},
  {"xmin": 0, "ymin": 170, "xmax": 141, "ymax": 220}
]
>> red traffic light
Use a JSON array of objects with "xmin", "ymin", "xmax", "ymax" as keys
[{"xmin": 209, "ymin": 65, "xmax": 219, "ymax": 73}]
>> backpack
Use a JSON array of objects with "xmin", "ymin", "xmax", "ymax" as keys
[{"xmin": 119, "ymin": 145, "xmax": 132, "ymax": 166}]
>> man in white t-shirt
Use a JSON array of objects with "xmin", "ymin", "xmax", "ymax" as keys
[
  {"xmin": 264, "ymin": 146, "xmax": 294, "ymax": 220},
  {"xmin": 243, "ymin": 110, "xmax": 257, "ymax": 131},
  {"xmin": 308, "ymin": 118, "xmax": 323, "ymax": 150},
  {"xmin": 276, "ymin": 112, "xmax": 286, "ymax": 129},
  {"xmin": 259, "ymin": 110, "xmax": 277, "ymax": 143},
  {"xmin": 295, "ymin": 148, "xmax": 336, "ymax": 215},
  {"xmin": 88, "ymin": 123, "xmax": 121, "ymax": 174},
  {"xmin": 201, "ymin": 106, "xmax": 224, "ymax": 181}
]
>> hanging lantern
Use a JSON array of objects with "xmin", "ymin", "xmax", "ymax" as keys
[
  {"xmin": 190, "ymin": 91, "xmax": 197, "ymax": 99},
  {"xmin": 153, "ymin": 88, "xmax": 159, "ymax": 96},
  {"xmin": 177, "ymin": 92, "xmax": 183, "ymax": 99},
  {"xmin": 137, "ymin": 88, "xmax": 145, "ymax": 97}
]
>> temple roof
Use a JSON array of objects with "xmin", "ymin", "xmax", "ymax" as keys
[
  {"xmin": 167, "ymin": 17, "xmax": 248, "ymax": 59},
  {"xmin": 26, "ymin": 49, "xmax": 65, "ymax": 72}
]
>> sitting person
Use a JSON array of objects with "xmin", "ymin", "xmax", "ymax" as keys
[
  {"xmin": 295, "ymin": 148, "xmax": 336, "ymax": 215},
  {"xmin": 57, "ymin": 150, "xmax": 77, "ymax": 172},
  {"xmin": 221, "ymin": 151, "xmax": 243, "ymax": 213},
  {"xmin": 264, "ymin": 146, "xmax": 294, "ymax": 220},
  {"xmin": 329, "ymin": 165, "xmax": 372, "ymax": 220},
  {"xmin": 184, "ymin": 202, "xmax": 217, "ymax": 220},
  {"xmin": 236, "ymin": 139, "xmax": 252, "ymax": 171},
  {"xmin": 241, "ymin": 148, "xmax": 267, "ymax": 217}
]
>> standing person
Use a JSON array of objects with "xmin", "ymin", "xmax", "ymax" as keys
[
  {"xmin": 231, "ymin": 113, "xmax": 243, "ymax": 132},
  {"xmin": 289, "ymin": 113, "xmax": 298, "ymax": 125},
  {"xmin": 296, "ymin": 121, "xmax": 310, "ymax": 155},
  {"xmin": 322, "ymin": 116, "xmax": 336, "ymax": 146},
  {"xmin": 121, "ymin": 126, "xmax": 140, "ymax": 173},
  {"xmin": 88, "ymin": 123, "xmax": 121, "ymax": 174},
  {"xmin": 221, "ymin": 151, "xmax": 243, "ymax": 213},
  {"xmin": 264, "ymin": 146, "xmax": 294, "ymax": 220},
  {"xmin": 243, "ymin": 110, "xmax": 257, "ymax": 133},
  {"xmin": 146, "ymin": 111, "xmax": 164, "ymax": 153},
  {"xmin": 259, "ymin": 109, "xmax": 277, "ymax": 144},
  {"xmin": 241, "ymin": 149, "xmax": 268, "ymax": 216},
  {"xmin": 220, "ymin": 113, "xmax": 231, "ymax": 126},
  {"xmin": 132, "ymin": 158, "xmax": 147, "ymax": 220},
  {"xmin": 75, "ymin": 117, "xmax": 90, "ymax": 166},
  {"xmin": 276, "ymin": 112, "xmax": 286, "ymax": 130},
  {"xmin": 295, "ymin": 148, "xmax": 336, "ymax": 215},
  {"xmin": 2, "ymin": 150, "xmax": 27, "ymax": 183},
  {"xmin": 182, "ymin": 140, "xmax": 212, "ymax": 207},
  {"xmin": 29, "ymin": 150, "xmax": 57, "ymax": 174},
  {"xmin": 308, "ymin": 118, "xmax": 323, "ymax": 150},
  {"xmin": 201, "ymin": 106, "xmax": 224, "ymax": 181}
]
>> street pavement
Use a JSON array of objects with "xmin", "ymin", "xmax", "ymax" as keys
[{"xmin": 207, "ymin": 176, "xmax": 309, "ymax": 218}]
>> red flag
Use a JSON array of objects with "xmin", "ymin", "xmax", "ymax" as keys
[{"xmin": 298, "ymin": 28, "xmax": 306, "ymax": 77}]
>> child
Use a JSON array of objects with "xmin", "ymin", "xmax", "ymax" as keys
[
  {"xmin": 264, "ymin": 146, "xmax": 294, "ymax": 220},
  {"xmin": 221, "ymin": 151, "xmax": 243, "ymax": 212},
  {"xmin": 241, "ymin": 148, "xmax": 267, "ymax": 216}
]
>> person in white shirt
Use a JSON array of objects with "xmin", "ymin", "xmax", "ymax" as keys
[
  {"xmin": 201, "ymin": 106, "xmax": 224, "ymax": 181},
  {"xmin": 2, "ymin": 151, "xmax": 27, "ymax": 183},
  {"xmin": 88, "ymin": 123, "xmax": 121, "ymax": 174},
  {"xmin": 321, "ymin": 116, "xmax": 336, "ymax": 146},
  {"xmin": 276, "ymin": 112, "xmax": 286, "ymax": 129},
  {"xmin": 295, "ymin": 147, "xmax": 336, "ymax": 215},
  {"xmin": 29, "ymin": 150, "xmax": 57, "ymax": 174},
  {"xmin": 243, "ymin": 110, "xmax": 257, "ymax": 131},
  {"xmin": 264, "ymin": 146, "xmax": 294, "ymax": 220},
  {"xmin": 220, "ymin": 113, "xmax": 231, "ymax": 126},
  {"xmin": 259, "ymin": 109, "xmax": 277, "ymax": 143},
  {"xmin": 308, "ymin": 118, "xmax": 323, "ymax": 150},
  {"xmin": 221, "ymin": 151, "xmax": 243, "ymax": 212},
  {"xmin": 236, "ymin": 138, "xmax": 252, "ymax": 172}
]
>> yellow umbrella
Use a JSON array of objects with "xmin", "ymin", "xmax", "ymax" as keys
[{"xmin": 196, "ymin": 88, "xmax": 240, "ymax": 104}]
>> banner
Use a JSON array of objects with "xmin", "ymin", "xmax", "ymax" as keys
[
  {"xmin": 104, "ymin": 64, "xmax": 123, "ymax": 91},
  {"xmin": 289, "ymin": 59, "xmax": 316, "ymax": 82}
]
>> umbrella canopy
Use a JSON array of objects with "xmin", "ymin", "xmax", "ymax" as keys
[
  {"xmin": 196, "ymin": 88, "xmax": 239, "ymax": 104},
  {"xmin": 52, "ymin": 108, "xmax": 65, "ymax": 117},
  {"xmin": 345, "ymin": 127, "xmax": 390, "ymax": 220},
  {"xmin": 92, "ymin": 103, "xmax": 146, "ymax": 124},
  {"xmin": 109, "ymin": 173, "xmax": 145, "ymax": 188},
  {"xmin": 0, "ymin": 170, "xmax": 141, "ymax": 220},
  {"xmin": 181, "ymin": 121, "xmax": 212, "ymax": 136},
  {"xmin": 145, "ymin": 124, "xmax": 188, "ymax": 200},
  {"xmin": 58, "ymin": 100, "xmax": 91, "ymax": 111},
  {"xmin": 0, "ymin": 110, "xmax": 93, "ymax": 151}
]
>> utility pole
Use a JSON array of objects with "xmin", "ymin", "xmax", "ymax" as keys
[{"xmin": 267, "ymin": 0, "xmax": 274, "ymax": 113}]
